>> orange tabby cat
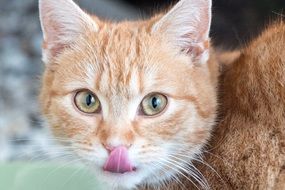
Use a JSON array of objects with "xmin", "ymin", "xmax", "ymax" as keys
[{"xmin": 39, "ymin": 0, "xmax": 218, "ymax": 189}]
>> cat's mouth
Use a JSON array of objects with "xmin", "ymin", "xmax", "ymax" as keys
[{"xmin": 102, "ymin": 146, "xmax": 136, "ymax": 174}]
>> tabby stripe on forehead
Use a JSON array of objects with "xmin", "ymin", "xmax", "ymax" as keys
[{"xmin": 125, "ymin": 35, "xmax": 141, "ymax": 88}]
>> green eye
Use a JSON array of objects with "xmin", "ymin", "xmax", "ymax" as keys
[
  {"xmin": 141, "ymin": 93, "xmax": 168, "ymax": 116},
  {"xmin": 74, "ymin": 90, "xmax": 100, "ymax": 114}
]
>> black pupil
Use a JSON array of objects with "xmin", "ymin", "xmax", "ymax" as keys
[
  {"xmin": 151, "ymin": 96, "xmax": 160, "ymax": 109},
  {"xmin": 86, "ymin": 94, "xmax": 94, "ymax": 106}
]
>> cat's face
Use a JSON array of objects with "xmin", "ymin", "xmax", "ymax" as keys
[{"xmin": 39, "ymin": 0, "xmax": 217, "ymax": 189}]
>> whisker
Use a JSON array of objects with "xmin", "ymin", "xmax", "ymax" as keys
[
  {"xmin": 157, "ymin": 157, "xmax": 201, "ymax": 190},
  {"xmin": 167, "ymin": 154, "xmax": 210, "ymax": 189},
  {"xmin": 151, "ymin": 161, "xmax": 185, "ymax": 190},
  {"xmin": 59, "ymin": 164, "xmax": 86, "ymax": 189},
  {"xmin": 173, "ymin": 152, "xmax": 219, "ymax": 177},
  {"xmin": 43, "ymin": 158, "xmax": 84, "ymax": 185}
]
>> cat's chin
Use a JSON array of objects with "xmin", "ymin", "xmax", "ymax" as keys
[
  {"xmin": 94, "ymin": 166, "xmax": 175, "ymax": 190},
  {"xmin": 92, "ymin": 166, "xmax": 147, "ymax": 189}
]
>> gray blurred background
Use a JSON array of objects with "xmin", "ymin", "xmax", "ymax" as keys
[{"xmin": 0, "ymin": 0, "xmax": 284, "ymax": 162}]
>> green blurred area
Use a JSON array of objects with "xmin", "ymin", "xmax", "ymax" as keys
[{"xmin": 0, "ymin": 163, "xmax": 102, "ymax": 190}]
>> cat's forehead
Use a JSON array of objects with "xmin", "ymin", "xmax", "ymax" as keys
[
  {"xmin": 79, "ymin": 25, "xmax": 177, "ymax": 93},
  {"xmin": 55, "ymin": 22, "xmax": 191, "ymax": 100},
  {"xmin": 90, "ymin": 26, "xmax": 150, "ymax": 92},
  {"xmin": 94, "ymin": 22, "xmax": 154, "ymax": 62}
]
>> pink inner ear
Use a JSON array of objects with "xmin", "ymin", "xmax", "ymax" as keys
[
  {"xmin": 183, "ymin": 40, "xmax": 210, "ymax": 59},
  {"xmin": 41, "ymin": 12, "xmax": 70, "ymax": 58},
  {"xmin": 43, "ymin": 40, "xmax": 68, "ymax": 59}
]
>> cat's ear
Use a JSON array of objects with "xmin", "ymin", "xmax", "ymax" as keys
[
  {"xmin": 39, "ymin": 0, "xmax": 99, "ymax": 64},
  {"xmin": 152, "ymin": 0, "xmax": 212, "ymax": 64}
]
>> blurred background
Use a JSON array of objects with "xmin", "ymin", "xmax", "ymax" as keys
[{"xmin": 0, "ymin": 0, "xmax": 284, "ymax": 162}]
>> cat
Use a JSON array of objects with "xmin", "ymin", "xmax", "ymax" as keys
[
  {"xmin": 38, "ymin": 0, "xmax": 219, "ymax": 189},
  {"xmin": 161, "ymin": 22, "xmax": 285, "ymax": 190}
]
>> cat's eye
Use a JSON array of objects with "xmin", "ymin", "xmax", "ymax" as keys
[
  {"xmin": 74, "ymin": 90, "xmax": 101, "ymax": 114},
  {"xmin": 141, "ymin": 93, "xmax": 168, "ymax": 116}
]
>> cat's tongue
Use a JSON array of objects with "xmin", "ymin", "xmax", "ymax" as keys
[{"xmin": 103, "ymin": 146, "xmax": 133, "ymax": 174}]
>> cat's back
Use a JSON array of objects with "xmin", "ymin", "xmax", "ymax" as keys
[{"xmin": 204, "ymin": 22, "xmax": 285, "ymax": 190}]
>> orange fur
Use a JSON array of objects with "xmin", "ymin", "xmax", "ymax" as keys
[
  {"xmin": 149, "ymin": 22, "xmax": 285, "ymax": 190},
  {"xmin": 39, "ymin": 0, "xmax": 218, "ymax": 189},
  {"xmin": 39, "ymin": 0, "xmax": 285, "ymax": 189},
  {"xmin": 203, "ymin": 21, "xmax": 285, "ymax": 190}
]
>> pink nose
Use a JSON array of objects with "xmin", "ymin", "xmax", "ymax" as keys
[{"xmin": 103, "ymin": 146, "xmax": 134, "ymax": 174}]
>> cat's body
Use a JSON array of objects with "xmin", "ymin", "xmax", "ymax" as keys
[
  {"xmin": 155, "ymin": 22, "xmax": 285, "ymax": 190},
  {"xmin": 202, "ymin": 21, "xmax": 285, "ymax": 190}
]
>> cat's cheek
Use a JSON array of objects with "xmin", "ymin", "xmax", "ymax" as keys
[
  {"xmin": 46, "ymin": 95, "xmax": 102, "ymax": 139},
  {"xmin": 127, "ymin": 138, "xmax": 152, "ymax": 165},
  {"xmin": 75, "ymin": 145, "xmax": 108, "ymax": 168},
  {"xmin": 134, "ymin": 100, "xmax": 191, "ymax": 139}
]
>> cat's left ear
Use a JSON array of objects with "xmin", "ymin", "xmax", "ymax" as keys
[
  {"xmin": 39, "ymin": 0, "xmax": 99, "ymax": 64},
  {"xmin": 152, "ymin": 0, "xmax": 212, "ymax": 64}
]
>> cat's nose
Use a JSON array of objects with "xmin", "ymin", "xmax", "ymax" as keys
[
  {"xmin": 98, "ymin": 125, "xmax": 135, "ymax": 153},
  {"xmin": 103, "ymin": 143, "xmax": 132, "ymax": 153}
]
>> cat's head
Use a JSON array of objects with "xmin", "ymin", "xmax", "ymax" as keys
[{"xmin": 39, "ymin": 0, "xmax": 217, "ymax": 188}]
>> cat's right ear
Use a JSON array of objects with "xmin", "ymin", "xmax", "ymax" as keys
[
  {"xmin": 39, "ymin": 0, "xmax": 99, "ymax": 64},
  {"xmin": 152, "ymin": 0, "xmax": 212, "ymax": 64}
]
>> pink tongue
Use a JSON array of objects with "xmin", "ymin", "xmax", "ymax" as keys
[{"xmin": 103, "ymin": 146, "xmax": 133, "ymax": 174}]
